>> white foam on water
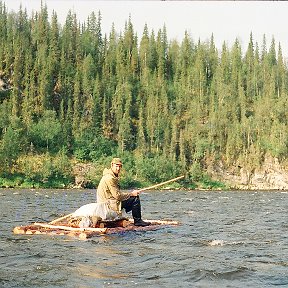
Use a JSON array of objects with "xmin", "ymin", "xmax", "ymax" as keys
[
  {"xmin": 209, "ymin": 239, "xmax": 225, "ymax": 246},
  {"xmin": 185, "ymin": 210, "xmax": 195, "ymax": 215},
  {"xmin": 208, "ymin": 239, "xmax": 246, "ymax": 246}
]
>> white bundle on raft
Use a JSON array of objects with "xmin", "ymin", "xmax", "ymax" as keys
[{"xmin": 72, "ymin": 202, "xmax": 119, "ymax": 221}]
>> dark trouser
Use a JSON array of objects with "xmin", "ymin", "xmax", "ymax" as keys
[{"xmin": 121, "ymin": 196, "xmax": 141, "ymax": 222}]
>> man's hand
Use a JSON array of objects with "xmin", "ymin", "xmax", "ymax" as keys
[{"xmin": 130, "ymin": 190, "xmax": 140, "ymax": 197}]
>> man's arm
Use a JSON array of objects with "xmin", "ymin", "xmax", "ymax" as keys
[{"xmin": 106, "ymin": 176, "xmax": 131, "ymax": 201}]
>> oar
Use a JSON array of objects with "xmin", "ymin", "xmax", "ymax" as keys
[
  {"xmin": 136, "ymin": 175, "xmax": 185, "ymax": 193},
  {"xmin": 49, "ymin": 213, "xmax": 73, "ymax": 224}
]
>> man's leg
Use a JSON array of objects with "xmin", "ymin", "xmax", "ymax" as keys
[{"xmin": 121, "ymin": 196, "xmax": 150, "ymax": 226}]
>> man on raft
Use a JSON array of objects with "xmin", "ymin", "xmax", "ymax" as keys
[{"xmin": 97, "ymin": 157, "xmax": 151, "ymax": 227}]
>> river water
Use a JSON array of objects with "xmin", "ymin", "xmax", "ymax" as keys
[{"xmin": 0, "ymin": 189, "xmax": 287, "ymax": 287}]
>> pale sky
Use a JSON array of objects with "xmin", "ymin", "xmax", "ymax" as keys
[{"xmin": 4, "ymin": 1, "xmax": 288, "ymax": 58}]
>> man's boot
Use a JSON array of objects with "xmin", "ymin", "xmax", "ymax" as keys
[
  {"xmin": 134, "ymin": 219, "xmax": 151, "ymax": 227},
  {"xmin": 132, "ymin": 196, "xmax": 151, "ymax": 227}
]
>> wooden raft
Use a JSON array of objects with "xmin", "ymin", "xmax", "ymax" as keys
[{"xmin": 13, "ymin": 219, "xmax": 179, "ymax": 240}]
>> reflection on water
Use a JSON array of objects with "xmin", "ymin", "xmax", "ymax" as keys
[{"xmin": 1, "ymin": 189, "xmax": 287, "ymax": 287}]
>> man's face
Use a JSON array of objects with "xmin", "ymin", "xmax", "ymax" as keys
[{"xmin": 111, "ymin": 163, "xmax": 122, "ymax": 176}]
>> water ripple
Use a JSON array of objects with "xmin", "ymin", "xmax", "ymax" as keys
[{"xmin": 1, "ymin": 189, "xmax": 287, "ymax": 287}]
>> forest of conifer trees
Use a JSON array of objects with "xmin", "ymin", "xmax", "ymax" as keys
[{"xmin": 0, "ymin": 2, "xmax": 288, "ymax": 189}]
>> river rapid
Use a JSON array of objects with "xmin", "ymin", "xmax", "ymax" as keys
[{"xmin": 0, "ymin": 189, "xmax": 287, "ymax": 287}]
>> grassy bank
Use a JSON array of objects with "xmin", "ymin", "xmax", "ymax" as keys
[
  {"xmin": 0, "ymin": 171, "xmax": 227, "ymax": 190},
  {"xmin": 0, "ymin": 153, "xmax": 227, "ymax": 190}
]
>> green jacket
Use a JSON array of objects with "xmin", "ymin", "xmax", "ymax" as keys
[{"xmin": 96, "ymin": 168, "xmax": 130, "ymax": 213}]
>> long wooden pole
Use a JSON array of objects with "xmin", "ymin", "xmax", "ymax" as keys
[
  {"xmin": 137, "ymin": 175, "xmax": 185, "ymax": 193},
  {"xmin": 49, "ymin": 213, "xmax": 73, "ymax": 224},
  {"xmin": 34, "ymin": 222, "xmax": 107, "ymax": 233}
]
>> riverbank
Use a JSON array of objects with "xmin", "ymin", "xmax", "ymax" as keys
[
  {"xmin": 209, "ymin": 155, "xmax": 288, "ymax": 190},
  {"xmin": 1, "ymin": 155, "xmax": 288, "ymax": 191}
]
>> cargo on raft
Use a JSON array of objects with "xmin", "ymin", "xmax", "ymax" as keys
[{"xmin": 13, "ymin": 217, "xmax": 180, "ymax": 240}]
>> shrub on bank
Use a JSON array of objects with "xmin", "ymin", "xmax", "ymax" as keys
[{"xmin": 0, "ymin": 151, "xmax": 226, "ymax": 190}]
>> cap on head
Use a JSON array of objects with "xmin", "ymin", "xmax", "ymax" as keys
[{"xmin": 111, "ymin": 157, "xmax": 122, "ymax": 166}]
